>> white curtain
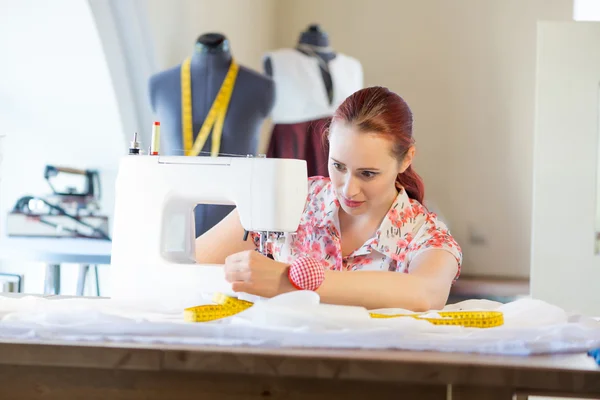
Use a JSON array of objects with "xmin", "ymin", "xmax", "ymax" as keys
[{"xmin": 87, "ymin": 0, "xmax": 159, "ymax": 147}]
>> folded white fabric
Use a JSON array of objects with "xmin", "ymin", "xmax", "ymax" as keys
[{"xmin": 1, "ymin": 292, "xmax": 599, "ymax": 356}]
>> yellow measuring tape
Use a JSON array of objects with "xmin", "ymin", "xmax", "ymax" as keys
[
  {"xmin": 184, "ymin": 293, "xmax": 504, "ymax": 328},
  {"xmin": 181, "ymin": 57, "xmax": 239, "ymax": 157}
]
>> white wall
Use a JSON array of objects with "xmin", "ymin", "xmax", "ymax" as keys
[
  {"xmin": 274, "ymin": 0, "xmax": 573, "ymax": 278},
  {"xmin": 0, "ymin": 0, "xmax": 126, "ymax": 294},
  {"xmin": 145, "ymin": 0, "xmax": 277, "ymax": 72}
]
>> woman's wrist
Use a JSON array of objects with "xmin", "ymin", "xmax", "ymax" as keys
[{"xmin": 278, "ymin": 264, "xmax": 297, "ymax": 294}]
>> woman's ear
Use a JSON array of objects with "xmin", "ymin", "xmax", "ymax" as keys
[{"xmin": 399, "ymin": 146, "xmax": 416, "ymax": 173}]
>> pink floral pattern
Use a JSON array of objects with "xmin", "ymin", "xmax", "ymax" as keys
[{"xmin": 251, "ymin": 176, "xmax": 462, "ymax": 280}]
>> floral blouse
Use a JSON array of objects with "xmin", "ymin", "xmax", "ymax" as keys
[{"xmin": 252, "ymin": 176, "xmax": 462, "ymax": 279}]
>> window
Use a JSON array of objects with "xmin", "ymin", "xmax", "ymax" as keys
[{"xmin": 574, "ymin": 0, "xmax": 600, "ymax": 21}]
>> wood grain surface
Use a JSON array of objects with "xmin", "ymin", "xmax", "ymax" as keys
[{"xmin": 0, "ymin": 339, "xmax": 598, "ymax": 399}]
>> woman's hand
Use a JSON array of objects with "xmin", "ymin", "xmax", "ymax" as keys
[{"xmin": 224, "ymin": 250, "xmax": 294, "ymax": 297}]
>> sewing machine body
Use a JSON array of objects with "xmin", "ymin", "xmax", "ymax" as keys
[{"xmin": 108, "ymin": 155, "xmax": 307, "ymax": 311}]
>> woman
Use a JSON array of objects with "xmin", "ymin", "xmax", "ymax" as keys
[{"xmin": 195, "ymin": 86, "xmax": 462, "ymax": 312}]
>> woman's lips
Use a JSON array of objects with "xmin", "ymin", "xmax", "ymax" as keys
[{"xmin": 343, "ymin": 197, "xmax": 364, "ymax": 208}]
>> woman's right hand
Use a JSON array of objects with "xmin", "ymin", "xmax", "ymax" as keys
[{"xmin": 224, "ymin": 250, "xmax": 294, "ymax": 298}]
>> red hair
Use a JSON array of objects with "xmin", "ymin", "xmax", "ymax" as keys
[{"xmin": 327, "ymin": 86, "xmax": 425, "ymax": 204}]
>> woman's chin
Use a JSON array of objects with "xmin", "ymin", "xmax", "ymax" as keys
[{"xmin": 340, "ymin": 202, "xmax": 367, "ymax": 216}]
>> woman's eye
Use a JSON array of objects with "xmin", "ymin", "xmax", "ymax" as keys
[
  {"xmin": 361, "ymin": 171, "xmax": 377, "ymax": 178},
  {"xmin": 333, "ymin": 162, "xmax": 344, "ymax": 170}
]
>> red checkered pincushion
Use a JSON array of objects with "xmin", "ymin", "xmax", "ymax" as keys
[{"xmin": 288, "ymin": 256, "xmax": 325, "ymax": 291}]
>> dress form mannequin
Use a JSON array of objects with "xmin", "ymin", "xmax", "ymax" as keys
[
  {"xmin": 149, "ymin": 33, "xmax": 275, "ymax": 237},
  {"xmin": 262, "ymin": 25, "xmax": 363, "ymax": 177},
  {"xmin": 264, "ymin": 24, "xmax": 336, "ymax": 104}
]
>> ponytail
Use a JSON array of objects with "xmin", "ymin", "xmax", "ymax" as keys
[{"xmin": 396, "ymin": 165, "xmax": 425, "ymax": 204}]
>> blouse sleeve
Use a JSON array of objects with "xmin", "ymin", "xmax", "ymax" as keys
[{"xmin": 406, "ymin": 214, "xmax": 463, "ymax": 282}]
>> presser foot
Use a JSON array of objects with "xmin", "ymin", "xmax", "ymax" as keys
[
  {"xmin": 256, "ymin": 231, "xmax": 284, "ymax": 258},
  {"xmin": 243, "ymin": 230, "xmax": 284, "ymax": 259}
]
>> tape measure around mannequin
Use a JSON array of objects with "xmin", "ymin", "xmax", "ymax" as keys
[
  {"xmin": 183, "ymin": 293, "xmax": 504, "ymax": 328},
  {"xmin": 181, "ymin": 57, "xmax": 239, "ymax": 157}
]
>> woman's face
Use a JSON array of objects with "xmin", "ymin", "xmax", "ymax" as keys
[{"xmin": 328, "ymin": 122, "xmax": 413, "ymax": 217}]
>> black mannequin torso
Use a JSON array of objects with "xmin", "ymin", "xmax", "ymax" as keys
[
  {"xmin": 149, "ymin": 33, "xmax": 275, "ymax": 237},
  {"xmin": 150, "ymin": 33, "xmax": 275, "ymax": 156},
  {"xmin": 263, "ymin": 24, "xmax": 336, "ymax": 104}
]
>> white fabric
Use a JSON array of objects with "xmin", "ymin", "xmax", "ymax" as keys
[
  {"xmin": 1, "ymin": 292, "xmax": 599, "ymax": 356},
  {"xmin": 265, "ymin": 48, "xmax": 363, "ymax": 124}
]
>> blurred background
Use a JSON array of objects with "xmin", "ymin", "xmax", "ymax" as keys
[{"xmin": 0, "ymin": 0, "xmax": 597, "ymax": 306}]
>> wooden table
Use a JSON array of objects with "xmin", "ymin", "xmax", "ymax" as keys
[{"xmin": 0, "ymin": 338, "xmax": 598, "ymax": 399}]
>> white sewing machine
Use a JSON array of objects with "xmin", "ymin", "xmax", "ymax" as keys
[{"xmin": 109, "ymin": 155, "xmax": 308, "ymax": 311}]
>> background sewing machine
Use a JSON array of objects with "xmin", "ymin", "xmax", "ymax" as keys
[
  {"xmin": 109, "ymin": 155, "xmax": 307, "ymax": 310},
  {"xmin": 6, "ymin": 165, "xmax": 110, "ymax": 240}
]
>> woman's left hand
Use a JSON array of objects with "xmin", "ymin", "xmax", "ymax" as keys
[{"xmin": 224, "ymin": 250, "xmax": 294, "ymax": 297}]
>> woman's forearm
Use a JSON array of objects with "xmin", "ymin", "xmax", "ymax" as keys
[
  {"xmin": 314, "ymin": 270, "xmax": 441, "ymax": 312},
  {"xmin": 309, "ymin": 250, "xmax": 458, "ymax": 311}
]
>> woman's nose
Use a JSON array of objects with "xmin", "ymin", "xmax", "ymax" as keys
[{"xmin": 343, "ymin": 176, "xmax": 360, "ymax": 198}]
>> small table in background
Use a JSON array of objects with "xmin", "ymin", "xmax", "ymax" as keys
[{"xmin": 0, "ymin": 237, "xmax": 111, "ymax": 296}]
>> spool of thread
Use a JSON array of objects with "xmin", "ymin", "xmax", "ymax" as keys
[
  {"xmin": 150, "ymin": 121, "xmax": 160, "ymax": 156},
  {"xmin": 129, "ymin": 132, "xmax": 140, "ymax": 155}
]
